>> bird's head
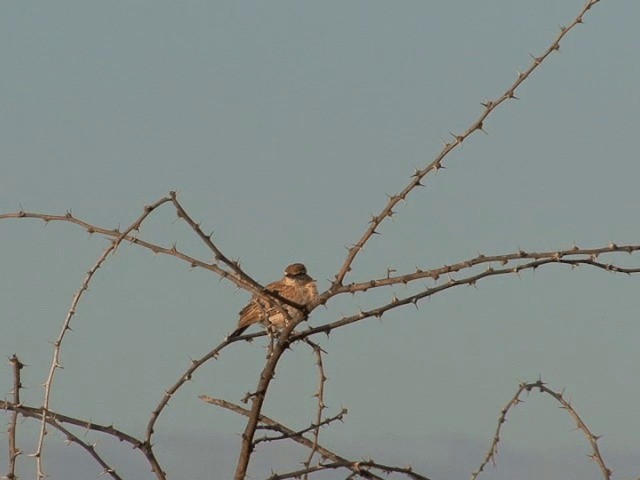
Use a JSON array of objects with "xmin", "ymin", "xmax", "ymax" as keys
[{"xmin": 284, "ymin": 263, "xmax": 308, "ymax": 278}]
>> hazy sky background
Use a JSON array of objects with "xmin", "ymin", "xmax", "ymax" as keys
[{"xmin": 1, "ymin": 1, "xmax": 639, "ymax": 479}]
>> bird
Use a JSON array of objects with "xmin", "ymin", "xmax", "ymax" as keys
[{"xmin": 229, "ymin": 263, "xmax": 318, "ymax": 338}]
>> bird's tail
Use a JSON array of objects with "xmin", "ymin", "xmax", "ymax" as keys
[{"xmin": 228, "ymin": 326, "xmax": 248, "ymax": 338}]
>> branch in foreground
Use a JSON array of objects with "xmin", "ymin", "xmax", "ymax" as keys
[
  {"xmin": 471, "ymin": 379, "xmax": 611, "ymax": 480},
  {"xmin": 200, "ymin": 396, "xmax": 430, "ymax": 480},
  {"xmin": 329, "ymin": 0, "xmax": 601, "ymax": 290}
]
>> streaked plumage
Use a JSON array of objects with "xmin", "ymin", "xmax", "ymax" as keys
[{"xmin": 229, "ymin": 263, "xmax": 318, "ymax": 337}]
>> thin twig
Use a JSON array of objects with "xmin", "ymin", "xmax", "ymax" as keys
[{"xmin": 302, "ymin": 339, "xmax": 328, "ymax": 478}]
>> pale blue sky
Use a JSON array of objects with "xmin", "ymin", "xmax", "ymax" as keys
[{"xmin": 1, "ymin": 1, "xmax": 639, "ymax": 479}]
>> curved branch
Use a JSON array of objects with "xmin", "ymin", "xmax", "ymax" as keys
[
  {"xmin": 145, "ymin": 339, "xmax": 231, "ymax": 446},
  {"xmin": 472, "ymin": 379, "xmax": 611, "ymax": 480},
  {"xmin": 33, "ymin": 196, "xmax": 171, "ymax": 480}
]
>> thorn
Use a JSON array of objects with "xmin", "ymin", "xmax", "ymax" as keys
[
  {"xmin": 475, "ymin": 121, "xmax": 488, "ymax": 135},
  {"xmin": 449, "ymin": 132, "xmax": 464, "ymax": 143}
]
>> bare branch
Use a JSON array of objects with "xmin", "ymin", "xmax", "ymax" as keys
[
  {"xmin": 169, "ymin": 192, "xmax": 260, "ymax": 290},
  {"xmin": 298, "ymin": 249, "xmax": 640, "ymax": 340},
  {"xmin": 0, "ymin": 400, "xmax": 164, "ymax": 480},
  {"xmin": 338, "ymin": 243, "xmax": 640, "ymax": 295},
  {"xmin": 472, "ymin": 379, "xmax": 611, "ymax": 480},
  {"xmin": 31, "ymin": 196, "xmax": 170, "ymax": 480},
  {"xmin": 45, "ymin": 419, "xmax": 125, "ymax": 480},
  {"xmin": 329, "ymin": 0, "xmax": 602, "ymax": 290},
  {"xmin": 233, "ymin": 323, "xmax": 300, "ymax": 479},
  {"xmin": 302, "ymin": 339, "xmax": 328, "ymax": 479},
  {"xmin": 5, "ymin": 355, "xmax": 23, "ymax": 480},
  {"xmin": 267, "ymin": 460, "xmax": 431, "ymax": 480},
  {"xmin": 200, "ymin": 396, "xmax": 387, "ymax": 480},
  {"xmin": 145, "ymin": 340, "xmax": 229, "ymax": 448},
  {"xmin": 1, "ymin": 204, "xmax": 309, "ymax": 322},
  {"xmin": 255, "ymin": 410, "xmax": 347, "ymax": 445}
]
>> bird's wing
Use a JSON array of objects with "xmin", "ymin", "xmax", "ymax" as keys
[{"xmin": 236, "ymin": 280, "xmax": 290, "ymax": 330}]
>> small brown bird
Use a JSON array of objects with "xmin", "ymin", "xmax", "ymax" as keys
[{"xmin": 229, "ymin": 263, "xmax": 318, "ymax": 338}]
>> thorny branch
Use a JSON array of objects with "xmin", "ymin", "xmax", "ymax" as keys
[
  {"xmin": 1, "ymin": 400, "xmax": 126, "ymax": 480},
  {"xmin": 328, "ymin": 0, "xmax": 602, "ymax": 291},
  {"xmin": 255, "ymin": 409, "xmax": 347, "ymax": 444},
  {"xmin": 5, "ymin": 355, "xmax": 23, "ymax": 480},
  {"xmin": 46, "ymin": 419, "xmax": 124, "ymax": 480},
  {"xmin": 266, "ymin": 461, "xmax": 431, "ymax": 480},
  {"xmin": 337, "ymin": 243, "xmax": 640, "ymax": 295},
  {"xmin": 1, "ymin": 1, "xmax": 631, "ymax": 479},
  {"xmin": 0, "ymin": 399, "xmax": 165, "ymax": 477},
  {"xmin": 32, "ymin": 196, "xmax": 171, "ymax": 480},
  {"xmin": 200, "ymin": 396, "xmax": 427, "ymax": 480},
  {"xmin": 302, "ymin": 339, "xmax": 328, "ymax": 479},
  {"xmin": 0, "ymin": 205, "xmax": 304, "ymax": 314},
  {"xmin": 233, "ymin": 322, "xmax": 302, "ymax": 480},
  {"xmin": 295, "ymin": 248, "xmax": 640, "ymax": 340},
  {"xmin": 145, "ymin": 339, "xmax": 230, "ymax": 447},
  {"xmin": 471, "ymin": 379, "xmax": 611, "ymax": 480}
]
